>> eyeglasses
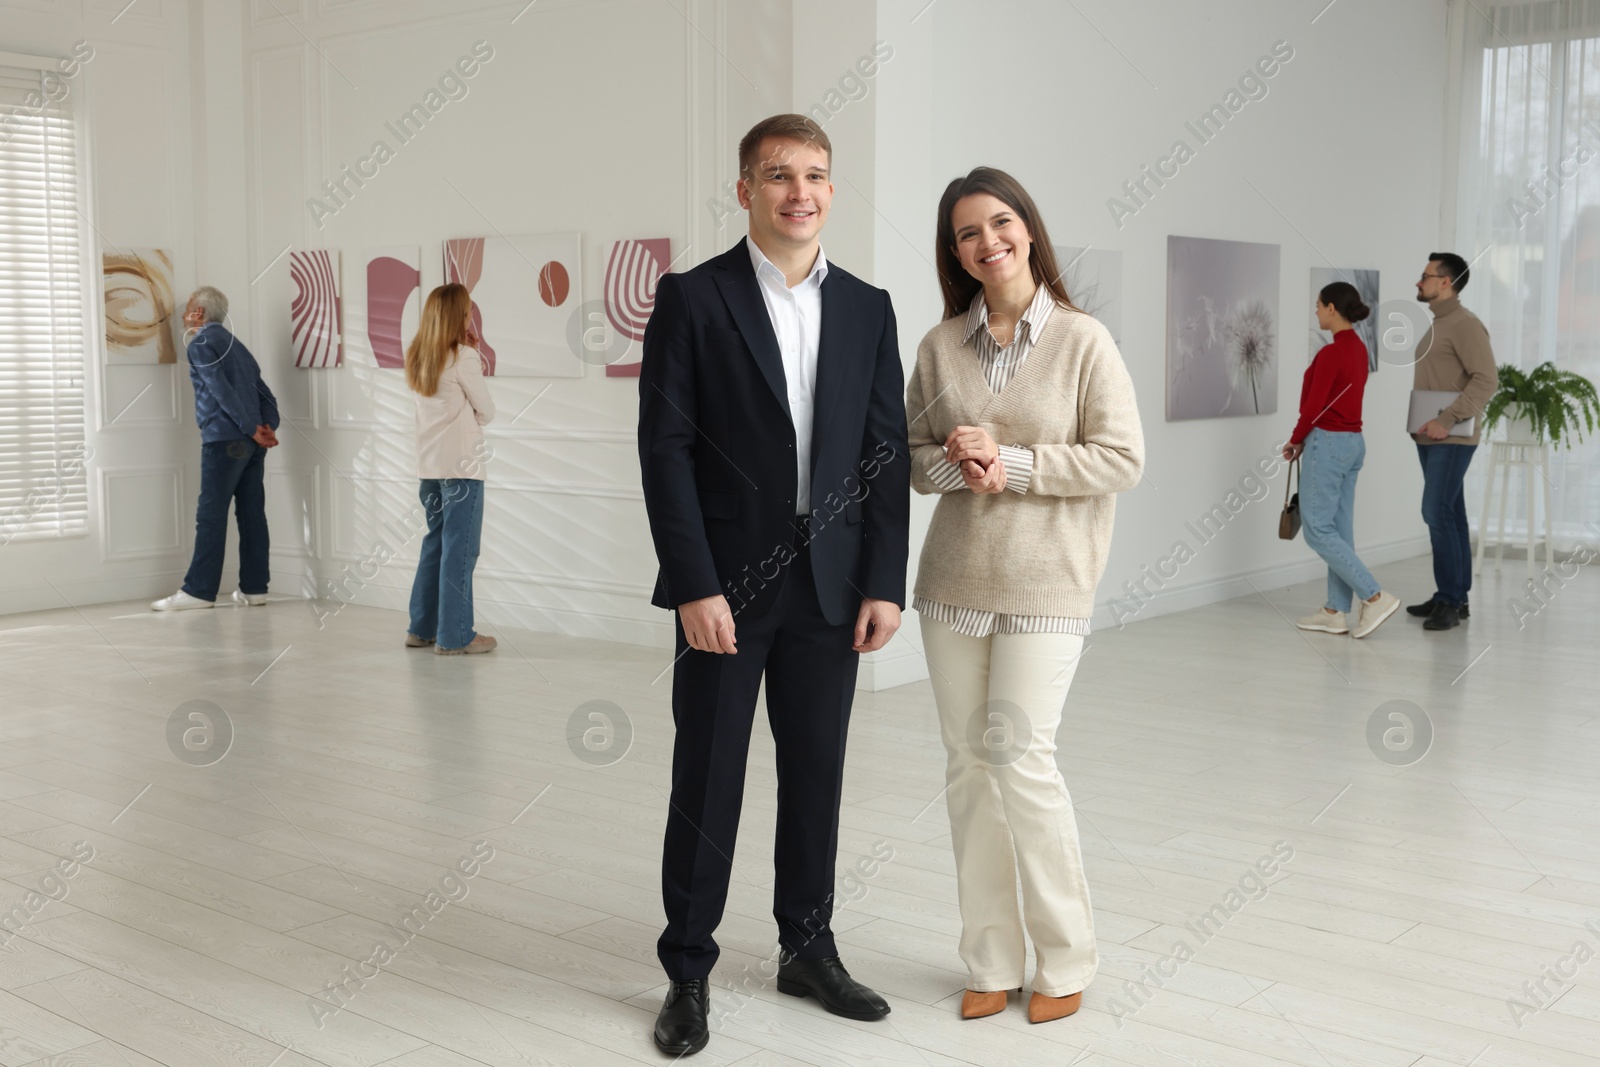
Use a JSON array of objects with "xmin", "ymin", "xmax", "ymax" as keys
[{"xmin": 1418, "ymin": 272, "xmax": 1448, "ymax": 282}]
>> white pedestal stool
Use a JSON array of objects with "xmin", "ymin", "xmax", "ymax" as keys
[{"xmin": 1473, "ymin": 438, "xmax": 1553, "ymax": 577}]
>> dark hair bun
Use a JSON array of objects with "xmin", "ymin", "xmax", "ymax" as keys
[{"xmin": 1318, "ymin": 281, "xmax": 1370, "ymax": 324}]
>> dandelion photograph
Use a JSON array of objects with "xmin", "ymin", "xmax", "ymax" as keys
[
  {"xmin": 1308, "ymin": 266, "xmax": 1380, "ymax": 372},
  {"xmin": 1165, "ymin": 234, "xmax": 1281, "ymax": 420}
]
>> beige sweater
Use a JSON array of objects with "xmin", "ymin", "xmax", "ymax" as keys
[
  {"xmin": 1412, "ymin": 297, "xmax": 1498, "ymax": 446},
  {"xmin": 907, "ymin": 307, "xmax": 1144, "ymax": 618}
]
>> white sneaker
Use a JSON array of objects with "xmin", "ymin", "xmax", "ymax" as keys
[
  {"xmin": 1295, "ymin": 609, "xmax": 1349, "ymax": 634},
  {"xmin": 232, "ymin": 590, "xmax": 267, "ymax": 607},
  {"xmin": 151, "ymin": 590, "xmax": 214, "ymax": 611},
  {"xmin": 1352, "ymin": 591, "xmax": 1401, "ymax": 639}
]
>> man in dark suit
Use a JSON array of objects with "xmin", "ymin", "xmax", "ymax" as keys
[{"xmin": 638, "ymin": 114, "xmax": 910, "ymax": 1057}]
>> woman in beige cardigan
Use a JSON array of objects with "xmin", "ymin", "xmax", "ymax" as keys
[
  {"xmin": 404, "ymin": 283, "xmax": 497, "ymax": 655},
  {"xmin": 907, "ymin": 168, "xmax": 1144, "ymax": 1023}
]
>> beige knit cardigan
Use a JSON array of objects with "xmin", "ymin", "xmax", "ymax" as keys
[{"xmin": 906, "ymin": 306, "xmax": 1145, "ymax": 619}]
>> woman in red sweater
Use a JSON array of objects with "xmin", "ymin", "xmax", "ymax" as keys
[{"xmin": 1282, "ymin": 282, "xmax": 1400, "ymax": 639}]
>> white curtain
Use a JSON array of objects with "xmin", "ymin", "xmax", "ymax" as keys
[{"xmin": 1455, "ymin": 0, "xmax": 1600, "ymax": 550}]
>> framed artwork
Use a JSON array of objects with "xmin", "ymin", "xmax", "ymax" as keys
[
  {"xmin": 365, "ymin": 246, "xmax": 422, "ymax": 370},
  {"xmin": 1166, "ymin": 235, "xmax": 1280, "ymax": 420},
  {"xmin": 443, "ymin": 234, "xmax": 582, "ymax": 377},
  {"xmin": 104, "ymin": 249, "xmax": 177, "ymax": 364},
  {"xmin": 602, "ymin": 238, "xmax": 671, "ymax": 377},
  {"xmin": 1309, "ymin": 267, "xmax": 1380, "ymax": 373},
  {"xmin": 291, "ymin": 249, "xmax": 343, "ymax": 368}
]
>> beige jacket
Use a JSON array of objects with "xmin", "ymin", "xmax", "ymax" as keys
[
  {"xmin": 1412, "ymin": 297, "xmax": 1498, "ymax": 446},
  {"xmin": 906, "ymin": 307, "xmax": 1144, "ymax": 618},
  {"xmin": 414, "ymin": 346, "xmax": 495, "ymax": 479}
]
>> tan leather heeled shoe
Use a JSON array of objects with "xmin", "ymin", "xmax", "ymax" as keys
[
  {"xmin": 960, "ymin": 989, "xmax": 1009, "ymax": 1019},
  {"xmin": 1027, "ymin": 990, "xmax": 1082, "ymax": 1023}
]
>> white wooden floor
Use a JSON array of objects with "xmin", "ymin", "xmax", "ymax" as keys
[{"xmin": 0, "ymin": 553, "xmax": 1597, "ymax": 1066}]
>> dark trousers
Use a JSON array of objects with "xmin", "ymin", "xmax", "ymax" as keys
[
  {"xmin": 658, "ymin": 538, "xmax": 860, "ymax": 981},
  {"xmin": 183, "ymin": 440, "xmax": 269, "ymax": 602},
  {"xmin": 1417, "ymin": 442, "xmax": 1478, "ymax": 607}
]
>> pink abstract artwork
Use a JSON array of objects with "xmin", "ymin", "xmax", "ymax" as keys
[
  {"xmin": 443, "ymin": 233, "xmax": 582, "ymax": 378},
  {"xmin": 365, "ymin": 247, "xmax": 421, "ymax": 370},
  {"xmin": 604, "ymin": 238, "xmax": 670, "ymax": 378},
  {"xmin": 290, "ymin": 250, "xmax": 342, "ymax": 368}
]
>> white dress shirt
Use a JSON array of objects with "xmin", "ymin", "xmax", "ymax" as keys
[{"xmin": 747, "ymin": 236, "xmax": 827, "ymax": 516}]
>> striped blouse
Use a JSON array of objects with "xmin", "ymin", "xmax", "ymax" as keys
[{"xmin": 911, "ymin": 286, "xmax": 1091, "ymax": 638}]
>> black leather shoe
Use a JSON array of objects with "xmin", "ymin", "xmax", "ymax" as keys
[
  {"xmin": 653, "ymin": 980, "xmax": 709, "ymax": 1056},
  {"xmin": 1423, "ymin": 603, "xmax": 1462, "ymax": 631},
  {"xmin": 1408, "ymin": 597, "xmax": 1469, "ymax": 618},
  {"xmin": 776, "ymin": 956, "xmax": 890, "ymax": 1020}
]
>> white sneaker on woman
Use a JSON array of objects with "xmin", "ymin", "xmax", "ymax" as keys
[
  {"xmin": 1295, "ymin": 609, "xmax": 1348, "ymax": 634},
  {"xmin": 232, "ymin": 590, "xmax": 267, "ymax": 607},
  {"xmin": 151, "ymin": 590, "xmax": 214, "ymax": 611},
  {"xmin": 1352, "ymin": 591, "xmax": 1401, "ymax": 639}
]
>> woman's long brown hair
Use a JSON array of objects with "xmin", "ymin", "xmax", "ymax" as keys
[
  {"xmin": 405, "ymin": 283, "xmax": 473, "ymax": 397},
  {"xmin": 935, "ymin": 167, "xmax": 1080, "ymax": 322}
]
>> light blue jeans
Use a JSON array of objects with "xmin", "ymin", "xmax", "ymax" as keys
[
  {"xmin": 407, "ymin": 478, "xmax": 484, "ymax": 649},
  {"xmin": 1300, "ymin": 429, "xmax": 1380, "ymax": 613}
]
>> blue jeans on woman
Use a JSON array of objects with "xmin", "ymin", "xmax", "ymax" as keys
[
  {"xmin": 1301, "ymin": 429, "xmax": 1380, "ymax": 613},
  {"xmin": 407, "ymin": 478, "xmax": 484, "ymax": 649},
  {"xmin": 1416, "ymin": 442, "xmax": 1478, "ymax": 608},
  {"xmin": 183, "ymin": 439, "xmax": 269, "ymax": 602}
]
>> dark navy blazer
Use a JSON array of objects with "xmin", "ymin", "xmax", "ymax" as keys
[{"xmin": 637, "ymin": 240, "xmax": 910, "ymax": 626}]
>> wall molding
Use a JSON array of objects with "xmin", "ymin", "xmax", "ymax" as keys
[
  {"xmin": 267, "ymin": 465, "xmax": 321, "ymax": 559},
  {"xmin": 98, "ymin": 464, "xmax": 182, "ymax": 561}
]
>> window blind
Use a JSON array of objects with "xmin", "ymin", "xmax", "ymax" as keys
[{"xmin": 0, "ymin": 60, "xmax": 88, "ymax": 545}]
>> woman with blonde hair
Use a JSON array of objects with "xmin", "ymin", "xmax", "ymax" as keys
[
  {"xmin": 404, "ymin": 282, "xmax": 496, "ymax": 654},
  {"xmin": 906, "ymin": 167, "xmax": 1143, "ymax": 1023}
]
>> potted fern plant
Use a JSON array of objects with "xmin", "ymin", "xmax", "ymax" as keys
[{"xmin": 1483, "ymin": 362, "xmax": 1600, "ymax": 447}]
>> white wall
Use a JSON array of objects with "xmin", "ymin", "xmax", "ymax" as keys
[
  {"xmin": 225, "ymin": 0, "xmax": 805, "ymax": 648},
  {"xmin": 0, "ymin": 0, "xmax": 202, "ymax": 614},
  {"xmin": 874, "ymin": 0, "xmax": 1453, "ymax": 683},
  {"xmin": 3, "ymin": 0, "xmax": 1458, "ymax": 693}
]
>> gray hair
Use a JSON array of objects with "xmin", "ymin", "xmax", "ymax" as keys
[{"xmin": 188, "ymin": 286, "xmax": 229, "ymax": 324}]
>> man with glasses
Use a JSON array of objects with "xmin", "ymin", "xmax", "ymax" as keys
[{"xmin": 1407, "ymin": 253, "xmax": 1498, "ymax": 631}]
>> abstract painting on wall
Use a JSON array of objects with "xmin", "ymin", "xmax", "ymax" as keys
[
  {"xmin": 603, "ymin": 238, "xmax": 671, "ymax": 377},
  {"xmin": 365, "ymin": 246, "xmax": 422, "ymax": 370},
  {"xmin": 1054, "ymin": 245, "xmax": 1124, "ymax": 345},
  {"xmin": 1308, "ymin": 267, "xmax": 1380, "ymax": 373},
  {"xmin": 443, "ymin": 233, "xmax": 582, "ymax": 378},
  {"xmin": 1166, "ymin": 235, "xmax": 1280, "ymax": 420},
  {"xmin": 104, "ymin": 248, "xmax": 177, "ymax": 364},
  {"xmin": 290, "ymin": 249, "xmax": 343, "ymax": 368}
]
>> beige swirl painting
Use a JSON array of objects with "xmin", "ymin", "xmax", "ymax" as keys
[{"xmin": 104, "ymin": 249, "xmax": 177, "ymax": 364}]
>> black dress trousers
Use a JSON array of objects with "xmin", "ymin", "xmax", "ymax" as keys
[{"xmin": 656, "ymin": 533, "xmax": 860, "ymax": 981}]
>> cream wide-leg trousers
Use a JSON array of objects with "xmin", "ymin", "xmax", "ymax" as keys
[{"xmin": 920, "ymin": 615, "xmax": 1098, "ymax": 998}]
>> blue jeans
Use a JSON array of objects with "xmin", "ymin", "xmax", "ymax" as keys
[
  {"xmin": 183, "ymin": 440, "xmax": 269, "ymax": 602},
  {"xmin": 1416, "ymin": 442, "xmax": 1478, "ymax": 607},
  {"xmin": 1300, "ymin": 429, "xmax": 1380, "ymax": 613},
  {"xmin": 408, "ymin": 479, "xmax": 484, "ymax": 649}
]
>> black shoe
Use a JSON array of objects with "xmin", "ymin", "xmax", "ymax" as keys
[
  {"xmin": 776, "ymin": 956, "xmax": 890, "ymax": 1020},
  {"xmin": 1423, "ymin": 603, "xmax": 1462, "ymax": 631},
  {"xmin": 1408, "ymin": 597, "xmax": 1469, "ymax": 619},
  {"xmin": 653, "ymin": 980, "xmax": 709, "ymax": 1056},
  {"xmin": 1405, "ymin": 598, "xmax": 1439, "ymax": 617}
]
